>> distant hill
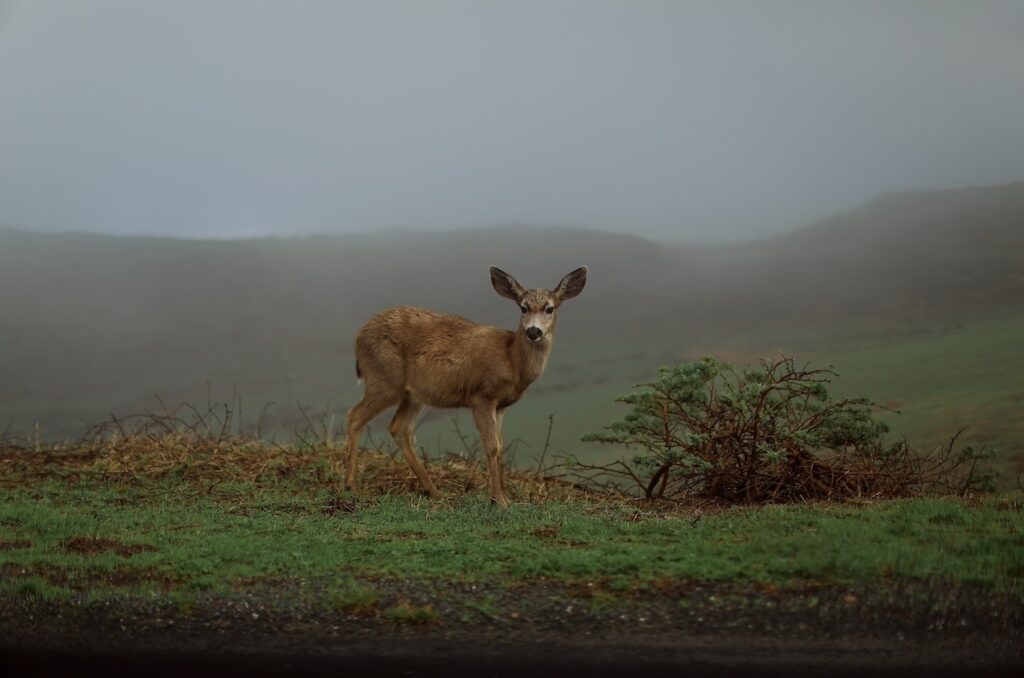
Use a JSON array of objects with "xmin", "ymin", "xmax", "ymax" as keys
[
  {"xmin": 671, "ymin": 181, "xmax": 1024, "ymax": 331},
  {"xmin": 760, "ymin": 181, "xmax": 1024, "ymax": 312},
  {"xmin": 1, "ymin": 182, "xmax": 1022, "ymax": 441}
]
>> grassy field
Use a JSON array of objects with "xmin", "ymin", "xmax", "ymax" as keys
[
  {"xmin": 820, "ymin": 314, "xmax": 1024, "ymax": 472},
  {"xmin": 2, "ymin": 449, "xmax": 1022, "ymax": 613},
  {"xmin": 4, "ymin": 488, "xmax": 1023, "ymax": 600},
  {"xmin": 1, "ymin": 433, "xmax": 1022, "ymax": 675}
]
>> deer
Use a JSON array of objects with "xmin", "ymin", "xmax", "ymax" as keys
[{"xmin": 342, "ymin": 265, "xmax": 587, "ymax": 506}]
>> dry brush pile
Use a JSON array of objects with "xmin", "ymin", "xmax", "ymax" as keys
[{"xmin": 569, "ymin": 356, "xmax": 997, "ymax": 504}]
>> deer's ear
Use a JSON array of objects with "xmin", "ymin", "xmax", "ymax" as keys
[
  {"xmin": 554, "ymin": 266, "xmax": 587, "ymax": 301},
  {"xmin": 490, "ymin": 266, "xmax": 525, "ymax": 301}
]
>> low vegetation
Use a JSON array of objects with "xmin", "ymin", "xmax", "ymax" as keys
[
  {"xmin": 575, "ymin": 356, "xmax": 997, "ymax": 503},
  {"xmin": 1, "ymin": 429, "xmax": 1021, "ymax": 604}
]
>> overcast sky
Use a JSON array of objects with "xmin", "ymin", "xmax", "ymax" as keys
[{"xmin": 1, "ymin": 1, "xmax": 1023, "ymax": 242}]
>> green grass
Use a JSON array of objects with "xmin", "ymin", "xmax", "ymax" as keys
[
  {"xmin": 821, "ymin": 314, "xmax": 1024, "ymax": 469},
  {"xmin": 384, "ymin": 602, "xmax": 440, "ymax": 625},
  {"xmin": 326, "ymin": 577, "xmax": 381, "ymax": 613},
  {"xmin": 2, "ymin": 478, "xmax": 1022, "ymax": 606}
]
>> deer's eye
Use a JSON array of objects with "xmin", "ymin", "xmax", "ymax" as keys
[
  {"xmin": 545, "ymin": 306, "xmax": 554, "ymax": 315},
  {"xmin": 520, "ymin": 305, "xmax": 529, "ymax": 314}
]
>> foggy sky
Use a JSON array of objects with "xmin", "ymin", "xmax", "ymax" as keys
[{"xmin": 1, "ymin": 1, "xmax": 1023, "ymax": 242}]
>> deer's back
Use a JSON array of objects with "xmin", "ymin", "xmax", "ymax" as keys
[{"xmin": 355, "ymin": 306, "xmax": 515, "ymax": 407}]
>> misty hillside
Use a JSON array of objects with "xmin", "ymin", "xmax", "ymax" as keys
[
  {"xmin": 758, "ymin": 182, "xmax": 1024, "ymax": 310},
  {"xmin": 1, "ymin": 182, "xmax": 1022, "ymax": 441},
  {"xmin": 674, "ymin": 182, "xmax": 1024, "ymax": 332}
]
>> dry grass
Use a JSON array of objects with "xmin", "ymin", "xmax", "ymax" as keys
[{"xmin": 0, "ymin": 407, "xmax": 594, "ymax": 505}]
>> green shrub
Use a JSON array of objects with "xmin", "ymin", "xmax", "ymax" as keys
[{"xmin": 578, "ymin": 356, "xmax": 995, "ymax": 503}]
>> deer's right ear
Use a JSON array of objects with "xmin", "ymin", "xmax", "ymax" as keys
[{"xmin": 490, "ymin": 266, "xmax": 525, "ymax": 301}]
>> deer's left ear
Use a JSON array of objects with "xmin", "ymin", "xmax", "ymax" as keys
[{"xmin": 554, "ymin": 266, "xmax": 587, "ymax": 301}]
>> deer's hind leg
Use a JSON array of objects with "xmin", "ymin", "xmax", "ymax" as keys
[
  {"xmin": 344, "ymin": 384, "xmax": 400, "ymax": 491},
  {"xmin": 390, "ymin": 395, "xmax": 441, "ymax": 498}
]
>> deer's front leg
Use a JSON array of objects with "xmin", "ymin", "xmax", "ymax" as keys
[
  {"xmin": 471, "ymin": 402, "xmax": 510, "ymax": 507},
  {"xmin": 495, "ymin": 408, "xmax": 507, "ymax": 494}
]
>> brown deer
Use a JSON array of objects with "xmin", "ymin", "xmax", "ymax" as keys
[{"xmin": 343, "ymin": 266, "xmax": 587, "ymax": 506}]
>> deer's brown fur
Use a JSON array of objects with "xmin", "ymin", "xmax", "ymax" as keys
[{"xmin": 343, "ymin": 266, "xmax": 587, "ymax": 506}]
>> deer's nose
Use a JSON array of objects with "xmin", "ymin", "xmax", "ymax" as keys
[{"xmin": 525, "ymin": 327, "xmax": 543, "ymax": 341}]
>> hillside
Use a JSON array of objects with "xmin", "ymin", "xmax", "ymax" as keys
[
  {"xmin": 1, "ymin": 183, "xmax": 1022, "ymax": 460},
  {"xmin": 673, "ymin": 182, "xmax": 1024, "ymax": 333}
]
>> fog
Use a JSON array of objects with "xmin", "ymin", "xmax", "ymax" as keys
[{"xmin": 1, "ymin": 0, "xmax": 1023, "ymax": 242}]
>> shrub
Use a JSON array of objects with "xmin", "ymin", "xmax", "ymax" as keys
[{"xmin": 575, "ymin": 356, "xmax": 995, "ymax": 504}]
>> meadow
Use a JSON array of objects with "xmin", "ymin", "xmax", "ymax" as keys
[
  {"xmin": 1, "ymin": 447, "xmax": 1022, "ymax": 631},
  {"xmin": 4, "ymin": 486, "xmax": 1023, "ymax": 598}
]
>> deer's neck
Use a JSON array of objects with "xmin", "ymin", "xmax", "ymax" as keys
[{"xmin": 512, "ymin": 330, "xmax": 553, "ymax": 389}]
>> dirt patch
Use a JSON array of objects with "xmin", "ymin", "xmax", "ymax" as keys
[
  {"xmin": 0, "ymin": 447, "xmax": 104, "ymax": 486},
  {"xmin": 530, "ymin": 526, "xmax": 560, "ymax": 539},
  {"xmin": 322, "ymin": 497, "xmax": 361, "ymax": 515},
  {"xmin": 63, "ymin": 536, "xmax": 157, "ymax": 558},
  {"xmin": 232, "ymin": 576, "xmax": 294, "ymax": 591},
  {"xmin": 0, "ymin": 539, "xmax": 32, "ymax": 551},
  {"xmin": 529, "ymin": 526, "xmax": 589, "ymax": 548},
  {"xmin": 1, "ymin": 562, "xmax": 179, "ymax": 590}
]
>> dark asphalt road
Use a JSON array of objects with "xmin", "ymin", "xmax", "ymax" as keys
[{"xmin": 4, "ymin": 637, "xmax": 1022, "ymax": 678}]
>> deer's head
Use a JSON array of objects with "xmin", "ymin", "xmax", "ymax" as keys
[{"xmin": 489, "ymin": 266, "xmax": 587, "ymax": 344}]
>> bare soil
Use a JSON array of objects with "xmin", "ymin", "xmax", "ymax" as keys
[
  {"xmin": 0, "ymin": 538, "xmax": 31, "ymax": 551},
  {"xmin": 63, "ymin": 536, "xmax": 158, "ymax": 558}
]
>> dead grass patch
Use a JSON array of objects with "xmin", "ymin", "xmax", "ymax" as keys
[
  {"xmin": 1, "ymin": 563, "xmax": 178, "ymax": 590},
  {"xmin": 0, "ymin": 418, "xmax": 595, "ymax": 505},
  {"xmin": 64, "ymin": 536, "xmax": 157, "ymax": 558},
  {"xmin": 529, "ymin": 525, "xmax": 589, "ymax": 548},
  {"xmin": 0, "ymin": 539, "xmax": 32, "ymax": 551}
]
